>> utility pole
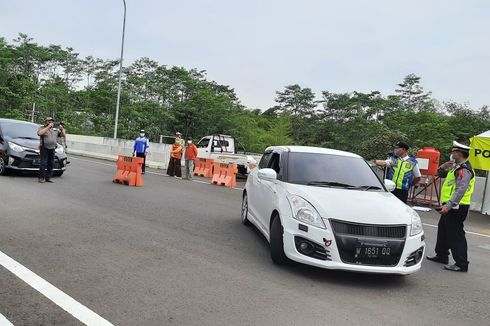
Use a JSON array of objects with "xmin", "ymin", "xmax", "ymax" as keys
[
  {"xmin": 113, "ymin": 0, "xmax": 127, "ymax": 139},
  {"xmin": 31, "ymin": 102, "xmax": 36, "ymax": 123}
]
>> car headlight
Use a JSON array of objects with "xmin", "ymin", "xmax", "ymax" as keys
[
  {"xmin": 409, "ymin": 209, "xmax": 423, "ymax": 236},
  {"xmin": 8, "ymin": 142, "xmax": 24, "ymax": 153},
  {"xmin": 55, "ymin": 144, "xmax": 64, "ymax": 154},
  {"xmin": 287, "ymin": 195, "xmax": 326, "ymax": 229}
]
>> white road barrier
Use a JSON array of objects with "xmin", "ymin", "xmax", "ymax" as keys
[{"xmin": 66, "ymin": 134, "xmax": 171, "ymax": 170}]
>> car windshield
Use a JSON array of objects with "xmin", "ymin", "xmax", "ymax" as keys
[
  {"xmin": 287, "ymin": 152, "xmax": 383, "ymax": 190},
  {"xmin": 198, "ymin": 138, "xmax": 210, "ymax": 148},
  {"xmin": 0, "ymin": 121, "xmax": 40, "ymax": 139}
]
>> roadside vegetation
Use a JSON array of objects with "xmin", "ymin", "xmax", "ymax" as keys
[{"xmin": 1, "ymin": 34, "xmax": 488, "ymax": 159}]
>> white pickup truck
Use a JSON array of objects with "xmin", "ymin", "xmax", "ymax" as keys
[{"xmin": 196, "ymin": 134, "xmax": 262, "ymax": 176}]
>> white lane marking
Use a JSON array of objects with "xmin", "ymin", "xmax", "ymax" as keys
[
  {"xmin": 70, "ymin": 156, "xmax": 245, "ymax": 190},
  {"xmin": 0, "ymin": 313, "xmax": 14, "ymax": 326},
  {"xmin": 423, "ymin": 223, "xmax": 490, "ymax": 239},
  {"xmin": 0, "ymin": 250, "xmax": 113, "ymax": 326}
]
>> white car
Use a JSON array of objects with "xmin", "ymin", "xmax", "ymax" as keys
[{"xmin": 242, "ymin": 146, "xmax": 425, "ymax": 275}]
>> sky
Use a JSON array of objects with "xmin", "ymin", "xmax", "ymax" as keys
[{"xmin": 1, "ymin": 0, "xmax": 489, "ymax": 110}]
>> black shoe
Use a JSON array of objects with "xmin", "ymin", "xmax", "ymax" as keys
[
  {"xmin": 426, "ymin": 255, "xmax": 449, "ymax": 264},
  {"xmin": 45, "ymin": 179, "xmax": 54, "ymax": 183},
  {"xmin": 444, "ymin": 264, "xmax": 468, "ymax": 272},
  {"xmin": 38, "ymin": 178, "xmax": 45, "ymax": 183}
]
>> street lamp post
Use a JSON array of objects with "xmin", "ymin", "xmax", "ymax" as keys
[{"xmin": 113, "ymin": 0, "xmax": 126, "ymax": 139}]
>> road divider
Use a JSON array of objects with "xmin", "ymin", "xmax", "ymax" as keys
[
  {"xmin": 211, "ymin": 162, "xmax": 238, "ymax": 188},
  {"xmin": 112, "ymin": 155, "xmax": 144, "ymax": 187}
]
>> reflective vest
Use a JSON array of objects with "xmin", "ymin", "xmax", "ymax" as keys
[
  {"xmin": 388, "ymin": 156, "xmax": 418, "ymax": 191},
  {"xmin": 171, "ymin": 144, "xmax": 182, "ymax": 159},
  {"xmin": 441, "ymin": 163, "xmax": 475, "ymax": 205}
]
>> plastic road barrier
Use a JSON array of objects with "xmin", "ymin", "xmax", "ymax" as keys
[
  {"xmin": 211, "ymin": 162, "xmax": 237, "ymax": 188},
  {"xmin": 194, "ymin": 158, "xmax": 214, "ymax": 178},
  {"xmin": 113, "ymin": 155, "xmax": 144, "ymax": 187}
]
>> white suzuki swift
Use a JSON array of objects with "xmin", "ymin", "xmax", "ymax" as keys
[{"xmin": 242, "ymin": 146, "xmax": 425, "ymax": 275}]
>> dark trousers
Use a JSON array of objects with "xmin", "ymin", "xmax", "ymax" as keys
[
  {"xmin": 167, "ymin": 157, "xmax": 182, "ymax": 177},
  {"xmin": 136, "ymin": 152, "xmax": 146, "ymax": 173},
  {"xmin": 393, "ymin": 188, "xmax": 409, "ymax": 204},
  {"xmin": 435, "ymin": 205, "xmax": 469, "ymax": 269},
  {"xmin": 39, "ymin": 147, "xmax": 55, "ymax": 180}
]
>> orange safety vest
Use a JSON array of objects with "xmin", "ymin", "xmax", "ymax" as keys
[{"xmin": 171, "ymin": 144, "xmax": 182, "ymax": 159}]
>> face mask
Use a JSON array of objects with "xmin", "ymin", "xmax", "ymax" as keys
[
  {"xmin": 393, "ymin": 149, "xmax": 399, "ymax": 157},
  {"xmin": 450, "ymin": 154, "xmax": 455, "ymax": 163},
  {"xmin": 140, "ymin": 133, "xmax": 145, "ymax": 137},
  {"xmin": 187, "ymin": 141, "xmax": 192, "ymax": 144}
]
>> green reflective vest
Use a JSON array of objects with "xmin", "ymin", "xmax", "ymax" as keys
[
  {"xmin": 441, "ymin": 165, "xmax": 475, "ymax": 205},
  {"xmin": 389, "ymin": 157, "xmax": 418, "ymax": 191}
]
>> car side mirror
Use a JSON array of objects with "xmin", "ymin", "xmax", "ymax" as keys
[
  {"xmin": 258, "ymin": 168, "xmax": 277, "ymax": 182},
  {"xmin": 384, "ymin": 179, "xmax": 396, "ymax": 192}
]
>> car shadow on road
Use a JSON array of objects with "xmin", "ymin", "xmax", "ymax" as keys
[{"xmin": 245, "ymin": 223, "xmax": 411, "ymax": 289}]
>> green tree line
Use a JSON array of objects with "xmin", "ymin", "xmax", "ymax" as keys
[{"xmin": 1, "ymin": 34, "xmax": 489, "ymax": 159}]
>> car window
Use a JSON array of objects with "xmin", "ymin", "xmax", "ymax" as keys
[
  {"xmin": 268, "ymin": 153, "xmax": 281, "ymax": 174},
  {"xmin": 198, "ymin": 138, "xmax": 210, "ymax": 148},
  {"xmin": 259, "ymin": 152, "xmax": 272, "ymax": 169},
  {"xmin": 287, "ymin": 153, "xmax": 383, "ymax": 189}
]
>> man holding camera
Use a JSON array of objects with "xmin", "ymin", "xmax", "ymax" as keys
[{"xmin": 37, "ymin": 117, "xmax": 64, "ymax": 183}]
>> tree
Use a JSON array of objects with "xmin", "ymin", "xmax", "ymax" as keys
[
  {"xmin": 395, "ymin": 74, "xmax": 432, "ymax": 112},
  {"xmin": 274, "ymin": 84, "xmax": 317, "ymax": 116}
]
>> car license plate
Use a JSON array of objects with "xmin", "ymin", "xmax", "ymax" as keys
[{"xmin": 355, "ymin": 245, "xmax": 391, "ymax": 258}]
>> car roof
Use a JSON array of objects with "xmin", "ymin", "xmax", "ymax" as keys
[{"xmin": 265, "ymin": 145, "xmax": 361, "ymax": 158}]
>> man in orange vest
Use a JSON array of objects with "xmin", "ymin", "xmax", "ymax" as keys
[
  {"xmin": 167, "ymin": 139, "xmax": 183, "ymax": 177},
  {"xmin": 184, "ymin": 137, "xmax": 198, "ymax": 180}
]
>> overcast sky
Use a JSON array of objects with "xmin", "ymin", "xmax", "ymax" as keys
[{"xmin": 1, "ymin": 0, "xmax": 489, "ymax": 109}]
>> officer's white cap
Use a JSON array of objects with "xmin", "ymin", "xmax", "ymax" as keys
[{"xmin": 452, "ymin": 141, "xmax": 470, "ymax": 152}]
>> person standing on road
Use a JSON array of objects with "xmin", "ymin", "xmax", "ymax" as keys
[
  {"xmin": 57, "ymin": 121, "xmax": 67, "ymax": 149},
  {"xmin": 133, "ymin": 130, "xmax": 150, "ymax": 175},
  {"xmin": 184, "ymin": 137, "xmax": 198, "ymax": 180},
  {"xmin": 427, "ymin": 141, "xmax": 475, "ymax": 272},
  {"xmin": 372, "ymin": 141, "xmax": 421, "ymax": 203},
  {"xmin": 167, "ymin": 138, "xmax": 183, "ymax": 177},
  {"xmin": 37, "ymin": 117, "xmax": 64, "ymax": 183},
  {"xmin": 57, "ymin": 121, "xmax": 70, "ymax": 164},
  {"xmin": 175, "ymin": 132, "xmax": 185, "ymax": 151}
]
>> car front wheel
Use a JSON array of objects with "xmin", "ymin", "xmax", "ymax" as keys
[
  {"xmin": 0, "ymin": 156, "xmax": 6, "ymax": 176},
  {"xmin": 241, "ymin": 192, "xmax": 251, "ymax": 226},
  {"xmin": 270, "ymin": 214, "xmax": 289, "ymax": 265}
]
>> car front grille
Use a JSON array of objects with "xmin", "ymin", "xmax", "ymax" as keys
[
  {"xmin": 330, "ymin": 219, "xmax": 406, "ymax": 266},
  {"xmin": 330, "ymin": 220, "xmax": 406, "ymax": 239}
]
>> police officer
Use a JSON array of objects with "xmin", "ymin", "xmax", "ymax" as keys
[
  {"xmin": 372, "ymin": 141, "xmax": 421, "ymax": 203},
  {"xmin": 133, "ymin": 130, "xmax": 150, "ymax": 174},
  {"xmin": 427, "ymin": 141, "xmax": 475, "ymax": 272}
]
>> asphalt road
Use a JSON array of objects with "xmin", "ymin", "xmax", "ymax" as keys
[{"xmin": 1, "ymin": 156, "xmax": 489, "ymax": 326}]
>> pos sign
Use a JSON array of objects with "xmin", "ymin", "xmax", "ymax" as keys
[{"xmin": 469, "ymin": 136, "xmax": 490, "ymax": 171}]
